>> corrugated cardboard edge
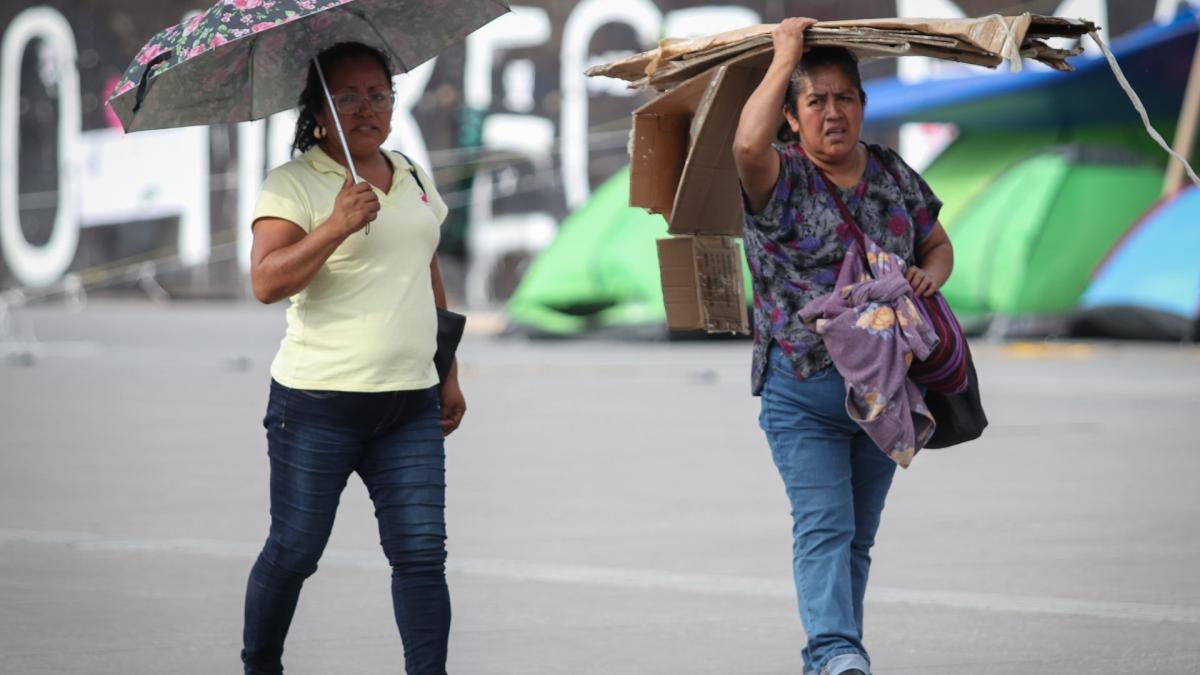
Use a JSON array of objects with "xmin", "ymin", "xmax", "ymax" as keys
[
  {"xmin": 629, "ymin": 69, "xmax": 718, "ymax": 218},
  {"xmin": 588, "ymin": 14, "xmax": 1095, "ymax": 88},
  {"xmin": 657, "ymin": 236, "xmax": 749, "ymax": 334},
  {"xmin": 657, "ymin": 238, "xmax": 704, "ymax": 330},
  {"xmin": 669, "ymin": 48, "xmax": 772, "ymax": 237}
]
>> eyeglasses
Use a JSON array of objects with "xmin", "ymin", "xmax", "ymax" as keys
[{"xmin": 332, "ymin": 91, "xmax": 395, "ymax": 115}]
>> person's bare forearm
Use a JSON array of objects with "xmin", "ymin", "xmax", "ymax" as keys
[
  {"xmin": 733, "ymin": 18, "xmax": 813, "ymax": 213},
  {"xmin": 920, "ymin": 240, "xmax": 953, "ymax": 288},
  {"xmin": 734, "ymin": 58, "xmax": 797, "ymax": 158},
  {"xmin": 734, "ymin": 18, "xmax": 811, "ymax": 161},
  {"xmin": 254, "ymin": 220, "xmax": 348, "ymax": 303}
]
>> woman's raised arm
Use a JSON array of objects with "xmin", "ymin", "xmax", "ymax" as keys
[{"xmin": 733, "ymin": 17, "xmax": 815, "ymax": 214}]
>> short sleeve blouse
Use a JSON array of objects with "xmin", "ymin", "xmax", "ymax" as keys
[{"xmin": 741, "ymin": 142, "xmax": 942, "ymax": 395}]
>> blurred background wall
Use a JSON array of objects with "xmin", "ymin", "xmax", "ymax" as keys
[{"xmin": 0, "ymin": 0, "xmax": 1179, "ymax": 306}]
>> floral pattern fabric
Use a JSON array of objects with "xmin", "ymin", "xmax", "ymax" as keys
[
  {"xmin": 798, "ymin": 239, "xmax": 938, "ymax": 467},
  {"xmin": 742, "ymin": 142, "xmax": 942, "ymax": 396},
  {"xmin": 109, "ymin": 0, "xmax": 509, "ymax": 132}
]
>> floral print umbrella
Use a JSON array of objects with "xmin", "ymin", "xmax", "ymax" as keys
[{"xmin": 109, "ymin": 0, "xmax": 509, "ymax": 133}]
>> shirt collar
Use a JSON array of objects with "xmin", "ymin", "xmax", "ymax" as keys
[
  {"xmin": 301, "ymin": 144, "xmax": 347, "ymax": 177},
  {"xmin": 302, "ymin": 145, "xmax": 409, "ymax": 189}
]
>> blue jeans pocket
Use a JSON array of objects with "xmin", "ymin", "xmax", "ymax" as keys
[
  {"xmin": 265, "ymin": 380, "xmax": 343, "ymax": 431},
  {"xmin": 799, "ymin": 366, "xmax": 836, "ymax": 382},
  {"xmin": 768, "ymin": 346, "xmax": 835, "ymax": 384}
]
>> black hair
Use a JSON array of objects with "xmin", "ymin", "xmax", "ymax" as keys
[
  {"xmin": 292, "ymin": 42, "xmax": 394, "ymax": 155},
  {"xmin": 778, "ymin": 47, "xmax": 866, "ymax": 144}
]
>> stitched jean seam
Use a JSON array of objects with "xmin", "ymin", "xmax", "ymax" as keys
[{"xmin": 279, "ymin": 382, "xmax": 292, "ymax": 429}]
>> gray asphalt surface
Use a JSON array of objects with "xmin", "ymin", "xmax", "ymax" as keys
[{"xmin": 2, "ymin": 301, "xmax": 1199, "ymax": 674}]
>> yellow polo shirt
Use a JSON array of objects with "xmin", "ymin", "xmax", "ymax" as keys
[{"xmin": 252, "ymin": 145, "xmax": 448, "ymax": 392}]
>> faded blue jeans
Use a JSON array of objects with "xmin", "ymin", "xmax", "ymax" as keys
[
  {"xmin": 242, "ymin": 380, "xmax": 450, "ymax": 675},
  {"xmin": 759, "ymin": 346, "xmax": 897, "ymax": 675}
]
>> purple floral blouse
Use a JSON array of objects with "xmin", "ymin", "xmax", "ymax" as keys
[{"xmin": 742, "ymin": 142, "xmax": 942, "ymax": 396}]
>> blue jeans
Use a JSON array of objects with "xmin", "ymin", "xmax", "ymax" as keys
[
  {"xmin": 242, "ymin": 380, "xmax": 450, "ymax": 675},
  {"xmin": 759, "ymin": 346, "xmax": 897, "ymax": 675}
]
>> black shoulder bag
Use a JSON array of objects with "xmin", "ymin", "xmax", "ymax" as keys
[{"xmin": 394, "ymin": 151, "xmax": 466, "ymax": 385}]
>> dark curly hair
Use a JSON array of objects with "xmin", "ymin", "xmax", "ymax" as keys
[
  {"xmin": 778, "ymin": 47, "xmax": 867, "ymax": 144},
  {"xmin": 292, "ymin": 42, "xmax": 394, "ymax": 155}
]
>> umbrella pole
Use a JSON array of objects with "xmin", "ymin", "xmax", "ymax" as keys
[
  {"xmin": 314, "ymin": 57, "xmax": 367, "ymax": 234},
  {"xmin": 313, "ymin": 57, "xmax": 361, "ymax": 185}
]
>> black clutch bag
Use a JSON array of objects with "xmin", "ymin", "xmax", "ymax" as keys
[
  {"xmin": 924, "ymin": 347, "xmax": 988, "ymax": 449},
  {"xmin": 435, "ymin": 308, "xmax": 466, "ymax": 385}
]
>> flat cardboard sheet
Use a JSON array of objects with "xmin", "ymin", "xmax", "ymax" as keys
[
  {"xmin": 589, "ymin": 14, "xmax": 1096, "ymax": 90},
  {"xmin": 657, "ymin": 236, "xmax": 749, "ymax": 334},
  {"xmin": 629, "ymin": 68, "xmax": 718, "ymax": 221},
  {"xmin": 629, "ymin": 48, "xmax": 770, "ymax": 237}
]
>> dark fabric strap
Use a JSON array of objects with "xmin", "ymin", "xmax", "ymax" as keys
[
  {"xmin": 801, "ymin": 145, "xmax": 970, "ymax": 395},
  {"xmin": 816, "ymin": 166, "xmax": 868, "ymax": 258},
  {"xmin": 392, "ymin": 150, "xmax": 426, "ymax": 196},
  {"xmin": 802, "ymin": 145, "xmax": 896, "ymax": 260}
]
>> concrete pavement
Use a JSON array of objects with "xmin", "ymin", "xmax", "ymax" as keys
[{"xmin": 2, "ymin": 301, "xmax": 1198, "ymax": 674}]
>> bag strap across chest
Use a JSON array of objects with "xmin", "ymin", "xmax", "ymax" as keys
[
  {"xmin": 802, "ymin": 145, "xmax": 901, "ymax": 260},
  {"xmin": 392, "ymin": 150, "xmax": 426, "ymax": 197}
]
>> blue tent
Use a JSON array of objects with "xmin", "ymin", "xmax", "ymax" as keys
[
  {"xmin": 1072, "ymin": 186, "xmax": 1200, "ymax": 340},
  {"xmin": 864, "ymin": 7, "xmax": 1199, "ymax": 131}
]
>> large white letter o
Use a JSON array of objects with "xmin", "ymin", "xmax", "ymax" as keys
[{"xmin": 1, "ymin": 7, "xmax": 81, "ymax": 288}]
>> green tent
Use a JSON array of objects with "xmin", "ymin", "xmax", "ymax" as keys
[
  {"xmin": 510, "ymin": 136, "xmax": 1168, "ymax": 335},
  {"xmin": 936, "ymin": 145, "xmax": 1164, "ymax": 320},
  {"xmin": 921, "ymin": 127, "xmax": 1176, "ymax": 231},
  {"xmin": 507, "ymin": 166, "xmax": 754, "ymax": 337},
  {"xmin": 506, "ymin": 167, "xmax": 671, "ymax": 336},
  {"xmin": 921, "ymin": 132, "xmax": 1058, "ymax": 230}
]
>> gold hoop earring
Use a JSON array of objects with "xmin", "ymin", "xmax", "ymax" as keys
[{"xmin": 313, "ymin": 125, "xmax": 326, "ymax": 140}]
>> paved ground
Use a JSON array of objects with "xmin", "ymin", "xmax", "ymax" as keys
[{"xmin": 2, "ymin": 301, "xmax": 1199, "ymax": 674}]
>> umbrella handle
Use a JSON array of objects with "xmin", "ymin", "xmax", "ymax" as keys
[
  {"xmin": 132, "ymin": 51, "xmax": 173, "ymax": 114},
  {"xmin": 313, "ymin": 58, "xmax": 369, "ymax": 234}
]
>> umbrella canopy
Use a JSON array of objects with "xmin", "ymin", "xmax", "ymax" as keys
[{"xmin": 109, "ymin": 0, "xmax": 509, "ymax": 133}]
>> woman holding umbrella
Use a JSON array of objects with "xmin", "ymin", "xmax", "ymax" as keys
[
  {"xmin": 242, "ymin": 42, "xmax": 463, "ymax": 675},
  {"xmin": 108, "ymin": 3, "xmax": 508, "ymax": 673}
]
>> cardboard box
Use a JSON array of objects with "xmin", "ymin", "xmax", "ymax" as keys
[
  {"xmin": 629, "ymin": 69, "xmax": 715, "ymax": 224},
  {"xmin": 630, "ymin": 49, "xmax": 771, "ymax": 237},
  {"xmin": 629, "ymin": 115, "xmax": 689, "ymax": 221},
  {"xmin": 632, "ymin": 51, "xmax": 768, "ymax": 335},
  {"xmin": 657, "ymin": 236, "xmax": 749, "ymax": 334},
  {"xmin": 672, "ymin": 53, "xmax": 770, "ymax": 236}
]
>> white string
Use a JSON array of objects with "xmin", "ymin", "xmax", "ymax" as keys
[
  {"xmin": 985, "ymin": 13, "xmax": 1024, "ymax": 73},
  {"xmin": 1090, "ymin": 29, "xmax": 1200, "ymax": 188}
]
